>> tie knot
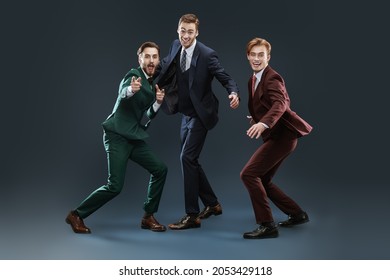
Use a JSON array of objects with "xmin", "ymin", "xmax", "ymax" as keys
[{"xmin": 147, "ymin": 77, "xmax": 153, "ymax": 85}]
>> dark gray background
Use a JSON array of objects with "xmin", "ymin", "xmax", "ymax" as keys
[{"xmin": 1, "ymin": 0, "xmax": 389, "ymax": 259}]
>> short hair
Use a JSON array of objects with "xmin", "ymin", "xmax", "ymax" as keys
[
  {"xmin": 137, "ymin": 41, "xmax": 160, "ymax": 56},
  {"xmin": 178, "ymin": 14, "xmax": 200, "ymax": 30},
  {"xmin": 246, "ymin": 37, "xmax": 271, "ymax": 56}
]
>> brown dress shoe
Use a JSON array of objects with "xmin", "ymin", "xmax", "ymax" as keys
[
  {"xmin": 141, "ymin": 215, "xmax": 166, "ymax": 232},
  {"xmin": 278, "ymin": 212, "xmax": 309, "ymax": 227},
  {"xmin": 198, "ymin": 203, "xmax": 222, "ymax": 219},
  {"xmin": 65, "ymin": 211, "xmax": 91, "ymax": 234},
  {"xmin": 168, "ymin": 215, "xmax": 201, "ymax": 230}
]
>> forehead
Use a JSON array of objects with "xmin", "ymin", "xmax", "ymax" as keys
[
  {"xmin": 142, "ymin": 47, "xmax": 159, "ymax": 56},
  {"xmin": 178, "ymin": 22, "xmax": 197, "ymax": 31},
  {"xmin": 250, "ymin": 45, "xmax": 268, "ymax": 54}
]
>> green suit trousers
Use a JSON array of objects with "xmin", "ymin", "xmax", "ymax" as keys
[{"xmin": 76, "ymin": 131, "xmax": 167, "ymax": 219}]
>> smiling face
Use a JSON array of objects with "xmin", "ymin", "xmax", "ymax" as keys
[
  {"xmin": 247, "ymin": 45, "xmax": 270, "ymax": 73},
  {"xmin": 139, "ymin": 47, "xmax": 160, "ymax": 76},
  {"xmin": 177, "ymin": 22, "xmax": 198, "ymax": 49}
]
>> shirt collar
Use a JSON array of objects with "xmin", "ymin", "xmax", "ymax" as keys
[
  {"xmin": 141, "ymin": 68, "xmax": 151, "ymax": 79},
  {"xmin": 181, "ymin": 39, "xmax": 197, "ymax": 56},
  {"xmin": 254, "ymin": 66, "xmax": 266, "ymax": 82}
]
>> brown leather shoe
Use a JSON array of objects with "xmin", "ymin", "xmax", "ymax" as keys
[
  {"xmin": 198, "ymin": 203, "xmax": 222, "ymax": 219},
  {"xmin": 141, "ymin": 215, "xmax": 166, "ymax": 232},
  {"xmin": 168, "ymin": 215, "xmax": 201, "ymax": 230},
  {"xmin": 65, "ymin": 211, "xmax": 91, "ymax": 234}
]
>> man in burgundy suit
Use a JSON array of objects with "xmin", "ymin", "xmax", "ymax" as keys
[{"xmin": 241, "ymin": 37, "xmax": 313, "ymax": 239}]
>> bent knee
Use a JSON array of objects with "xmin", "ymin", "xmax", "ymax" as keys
[
  {"xmin": 105, "ymin": 182, "xmax": 123, "ymax": 195},
  {"xmin": 154, "ymin": 163, "xmax": 168, "ymax": 177},
  {"xmin": 240, "ymin": 168, "xmax": 252, "ymax": 181}
]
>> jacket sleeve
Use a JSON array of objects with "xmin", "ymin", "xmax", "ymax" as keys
[
  {"xmin": 208, "ymin": 50, "xmax": 239, "ymax": 94},
  {"xmin": 118, "ymin": 69, "xmax": 140, "ymax": 98},
  {"xmin": 146, "ymin": 104, "xmax": 158, "ymax": 119}
]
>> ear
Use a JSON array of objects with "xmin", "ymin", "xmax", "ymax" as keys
[{"xmin": 267, "ymin": 54, "xmax": 271, "ymax": 62}]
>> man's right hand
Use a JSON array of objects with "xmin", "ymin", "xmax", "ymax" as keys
[{"xmin": 130, "ymin": 76, "xmax": 142, "ymax": 93}]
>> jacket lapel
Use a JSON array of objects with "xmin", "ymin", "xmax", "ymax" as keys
[
  {"xmin": 255, "ymin": 66, "xmax": 270, "ymax": 100},
  {"xmin": 137, "ymin": 67, "xmax": 154, "ymax": 95},
  {"xmin": 189, "ymin": 44, "xmax": 200, "ymax": 90}
]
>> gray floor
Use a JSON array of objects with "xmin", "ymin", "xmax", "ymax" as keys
[{"xmin": 1, "ymin": 179, "xmax": 388, "ymax": 260}]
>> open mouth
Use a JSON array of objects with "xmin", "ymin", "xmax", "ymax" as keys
[
  {"xmin": 181, "ymin": 39, "xmax": 190, "ymax": 45},
  {"xmin": 147, "ymin": 64, "xmax": 155, "ymax": 73}
]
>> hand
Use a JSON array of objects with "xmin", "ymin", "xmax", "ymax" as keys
[
  {"xmin": 130, "ymin": 76, "xmax": 142, "ymax": 93},
  {"xmin": 247, "ymin": 123, "xmax": 266, "ymax": 139},
  {"xmin": 229, "ymin": 93, "xmax": 239, "ymax": 109},
  {"xmin": 155, "ymin": 84, "xmax": 165, "ymax": 104}
]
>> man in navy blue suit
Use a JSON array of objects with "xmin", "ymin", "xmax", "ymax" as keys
[{"xmin": 155, "ymin": 14, "xmax": 240, "ymax": 230}]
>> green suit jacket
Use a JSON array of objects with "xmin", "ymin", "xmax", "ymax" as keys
[{"xmin": 102, "ymin": 67, "xmax": 158, "ymax": 140}]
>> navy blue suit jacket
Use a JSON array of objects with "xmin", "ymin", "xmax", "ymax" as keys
[{"xmin": 155, "ymin": 39, "xmax": 239, "ymax": 130}]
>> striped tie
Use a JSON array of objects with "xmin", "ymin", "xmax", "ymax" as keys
[{"xmin": 181, "ymin": 50, "xmax": 187, "ymax": 72}]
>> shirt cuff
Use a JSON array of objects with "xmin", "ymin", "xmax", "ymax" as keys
[
  {"xmin": 259, "ymin": 122, "xmax": 269, "ymax": 129},
  {"xmin": 153, "ymin": 101, "xmax": 161, "ymax": 112},
  {"xmin": 125, "ymin": 86, "xmax": 135, "ymax": 98}
]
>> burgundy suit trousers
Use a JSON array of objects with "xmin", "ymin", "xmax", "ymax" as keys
[{"xmin": 240, "ymin": 129, "xmax": 303, "ymax": 224}]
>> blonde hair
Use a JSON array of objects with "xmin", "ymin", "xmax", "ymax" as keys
[{"xmin": 246, "ymin": 37, "xmax": 271, "ymax": 55}]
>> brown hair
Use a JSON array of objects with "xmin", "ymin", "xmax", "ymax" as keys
[
  {"xmin": 137, "ymin": 41, "xmax": 160, "ymax": 56},
  {"xmin": 246, "ymin": 37, "xmax": 271, "ymax": 55},
  {"xmin": 178, "ymin": 14, "xmax": 200, "ymax": 30}
]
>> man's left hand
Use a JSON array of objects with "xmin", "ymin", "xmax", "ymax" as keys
[{"xmin": 229, "ymin": 93, "xmax": 239, "ymax": 109}]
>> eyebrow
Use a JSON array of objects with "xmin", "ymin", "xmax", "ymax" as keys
[{"xmin": 180, "ymin": 28, "xmax": 194, "ymax": 31}]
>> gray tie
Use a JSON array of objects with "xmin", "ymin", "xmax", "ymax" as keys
[{"xmin": 180, "ymin": 49, "xmax": 187, "ymax": 72}]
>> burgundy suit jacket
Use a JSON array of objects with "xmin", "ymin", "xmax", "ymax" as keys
[{"xmin": 248, "ymin": 65, "xmax": 312, "ymax": 140}]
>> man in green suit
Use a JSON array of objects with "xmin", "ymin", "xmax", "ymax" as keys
[{"xmin": 66, "ymin": 41, "xmax": 168, "ymax": 233}]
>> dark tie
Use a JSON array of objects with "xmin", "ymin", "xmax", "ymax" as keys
[
  {"xmin": 147, "ymin": 77, "xmax": 153, "ymax": 89},
  {"xmin": 251, "ymin": 75, "xmax": 257, "ymax": 97},
  {"xmin": 181, "ymin": 49, "xmax": 187, "ymax": 72}
]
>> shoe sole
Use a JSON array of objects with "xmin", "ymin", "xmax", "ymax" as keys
[
  {"xmin": 199, "ymin": 211, "xmax": 222, "ymax": 219},
  {"xmin": 141, "ymin": 225, "xmax": 167, "ymax": 232},
  {"xmin": 168, "ymin": 223, "xmax": 201, "ymax": 230},
  {"xmin": 278, "ymin": 219, "xmax": 309, "ymax": 227},
  {"xmin": 243, "ymin": 232, "xmax": 279, "ymax": 239}
]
